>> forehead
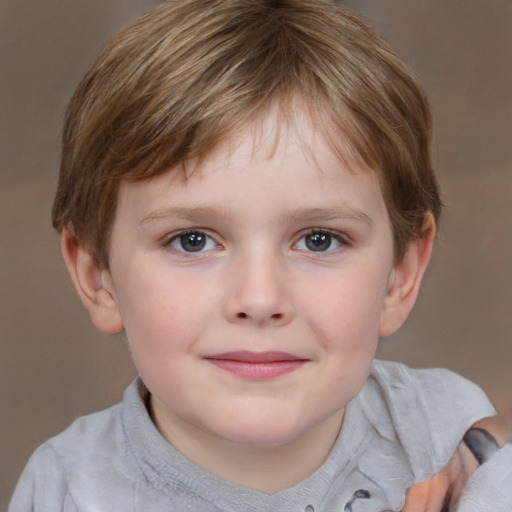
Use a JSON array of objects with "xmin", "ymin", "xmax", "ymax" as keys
[
  {"xmin": 183, "ymin": 103, "xmax": 373, "ymax": 182},
  {"xmin": 115, "ymin": 110, "xmax": 390, "ymax": 234}
]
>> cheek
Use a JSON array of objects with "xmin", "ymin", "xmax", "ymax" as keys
[
  {"xmin": 300, "ymin": 266, "xmax": 389, "ymax": 346},
  {"xmin": 119, "ymin": 276, "xmax": 209, "ymax": 392},
  {"xmin": 116, "ymin": 268, "xmax": 216, "ymax": 355}
]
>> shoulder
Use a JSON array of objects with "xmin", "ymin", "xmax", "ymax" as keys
[
  {"xmin": 362, "ymin": 360, "xmax": 496, "ymax": 479},
  {"xmin": 9, "ymin": 383, "xmax": 141, "ymax": 511},
  {"xmin": 8, "ymin": 405, "xmax": 121, "ymax": 512},
  {"xmin": 45, "ymin": 400, "xmax": 125, "ymax": 461},
  {"xmin": 370, "ymin": 359, "xmax": 494, "ymax": 410},
  {"xmin": 457, "ymin": 443, "xmax": 512, "ymax": 511}
]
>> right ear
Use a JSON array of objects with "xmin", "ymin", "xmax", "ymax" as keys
[{"xmin": 60, "ymin": 229, "xmax": 124, "ymax": 334}]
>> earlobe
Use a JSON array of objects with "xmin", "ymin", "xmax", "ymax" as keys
[
  {"xmin": 60, "ymin": 229, "xmax": 124, "ymax": 334},
  {"xmin": 379, "ymin": 214, "xmax": 436, "ymax": 336}
]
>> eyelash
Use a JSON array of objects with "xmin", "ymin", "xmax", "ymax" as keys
[
  {"xmin": 163, "ymin": 228, "xmax": 349, "ymax": 256},
  {"xmin": 294, "ymin": 228, "xmax": 349, "ymax": 254},
  {"xmin": 164, "ymin": 229, "xmax": 220, "ymax": 254}
]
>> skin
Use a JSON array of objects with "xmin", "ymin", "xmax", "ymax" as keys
[
  {"xmin": 403, "ymin": 442, "xmax": 478, "ymax": 511},
  {"xmin": 403, "ymin": 418, "xmax": 508, "ymax": 511},
  {"xmin": 62, "ymin": 111, "xmax": 435, "ymax": 495}
]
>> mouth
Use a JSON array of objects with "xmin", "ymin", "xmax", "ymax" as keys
[{"xmin": 204, "ymin": 351, "xmax": 308, "ymax": 379}]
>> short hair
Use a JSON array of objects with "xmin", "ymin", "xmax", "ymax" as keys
[{"xmin": 52, "ymin": 0, "xmax": 441, "ymax": 267}]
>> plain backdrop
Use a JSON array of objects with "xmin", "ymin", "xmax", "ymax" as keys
[{"xmin": 1, "ymin": 1, "xmax": 511, "ymax": 508}]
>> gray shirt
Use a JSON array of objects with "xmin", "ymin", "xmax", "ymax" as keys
[{"xmin": 9, "ymin": 360, "xmax": 511, "ymax": 511}]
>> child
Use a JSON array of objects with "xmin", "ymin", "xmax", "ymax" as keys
[{"xmin": 9, "ymin": 1, "xmax": 511, "ymax": 510}]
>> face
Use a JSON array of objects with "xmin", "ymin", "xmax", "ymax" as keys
[{"xmin": 104, "ymin": 114, "xmax": 399, "ymax": 450}]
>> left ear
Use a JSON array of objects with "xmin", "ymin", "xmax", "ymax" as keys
[{"xmin": 379, "ymin": 214, "xmax": 436, "ymax": 336}]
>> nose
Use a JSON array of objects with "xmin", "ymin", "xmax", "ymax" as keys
[{"xmin": 223, "ymin": 251, "xmax": 294, "ymax": 327}]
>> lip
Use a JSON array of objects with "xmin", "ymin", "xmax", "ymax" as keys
[{"xmin": 204, "ymin": 351, "xmax": 307, "ymax": 379}]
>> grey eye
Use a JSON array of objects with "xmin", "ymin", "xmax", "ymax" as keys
[
  {"xmin": 179, "ymin": 232, "xmax": 206, "ymax": 251},
  {"xmin": 305, "ymin": 232, "xmax": 332, "ymax": 251},
  {"xmin": 170, "ymin": 231, "xmax": 217, "ymax": 252},
  {"xmin": 294, "ymin": 230, "xmax": 345, "ymax": 253}
]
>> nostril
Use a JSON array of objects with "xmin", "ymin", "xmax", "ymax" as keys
[{"xmin": 235, "ymin": 312, "xmax": 283, "ymax": 320}]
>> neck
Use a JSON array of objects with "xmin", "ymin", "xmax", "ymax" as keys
[{"xmin": 150, "ymin": 398, "xmax": 344, "ymax": 494}]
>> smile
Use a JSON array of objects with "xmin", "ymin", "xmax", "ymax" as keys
[{"xmin": 204, "ymin": 351, "xmax": 307, "ymax": 379}]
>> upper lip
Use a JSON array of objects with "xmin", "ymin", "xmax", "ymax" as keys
[{"xmin": 205, "ymin": 351, "xmax": 305, "ymax": 363}]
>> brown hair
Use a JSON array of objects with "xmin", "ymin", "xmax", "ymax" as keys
[{"xmin": 52, "ymin": 0, "xmax": 441, "ymax": 267}]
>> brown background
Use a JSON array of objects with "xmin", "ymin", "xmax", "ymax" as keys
[{"xmin": 1, "ymin": 0, "xmax": 511, "ymax": 508}]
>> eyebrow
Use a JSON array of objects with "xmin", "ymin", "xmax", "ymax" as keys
[
  {"xmin": 140, "ymin": 206, "xmax": 230, "ymax": 225},
  {"xmin": 287, "ymin": 207, "xmax": 374, "ymax": 226},
  {"xmin": 140, "ymin": 205, "xmax": 373, "ymax": 226}
]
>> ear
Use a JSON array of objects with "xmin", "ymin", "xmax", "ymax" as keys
[
  {"xmin": 379, "ymin": 214, "xmax": 436, "ymax": 336},
  {"xmin": 60, "ymin": 229, "xmax": 124, "ymax": 334}
]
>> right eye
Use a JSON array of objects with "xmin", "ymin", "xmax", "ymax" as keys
[{"xmin": 168, "ymin": 230, "xmax": 218, "ymax": 253}]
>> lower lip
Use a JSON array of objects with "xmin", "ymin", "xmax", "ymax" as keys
[{"xmin": 207, "ymin": 359, "xmax": 305, "ymax": 379}]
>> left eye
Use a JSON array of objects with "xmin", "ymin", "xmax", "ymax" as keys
[
  {"xmin": 169, "ymin": 231, "xmax": 218, "ymax": 253},
  {"xmin": 295, "ymin": 231, "xmax": 344, "ymax": 252}
]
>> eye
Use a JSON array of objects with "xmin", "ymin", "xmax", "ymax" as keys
[
  {"xmin": 168, "ymin": 230, "xmax": 218, "ymax": 253},
  {"xmin": 294, "ymin": 230, "xmax": 345, "ymax": 253}
]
